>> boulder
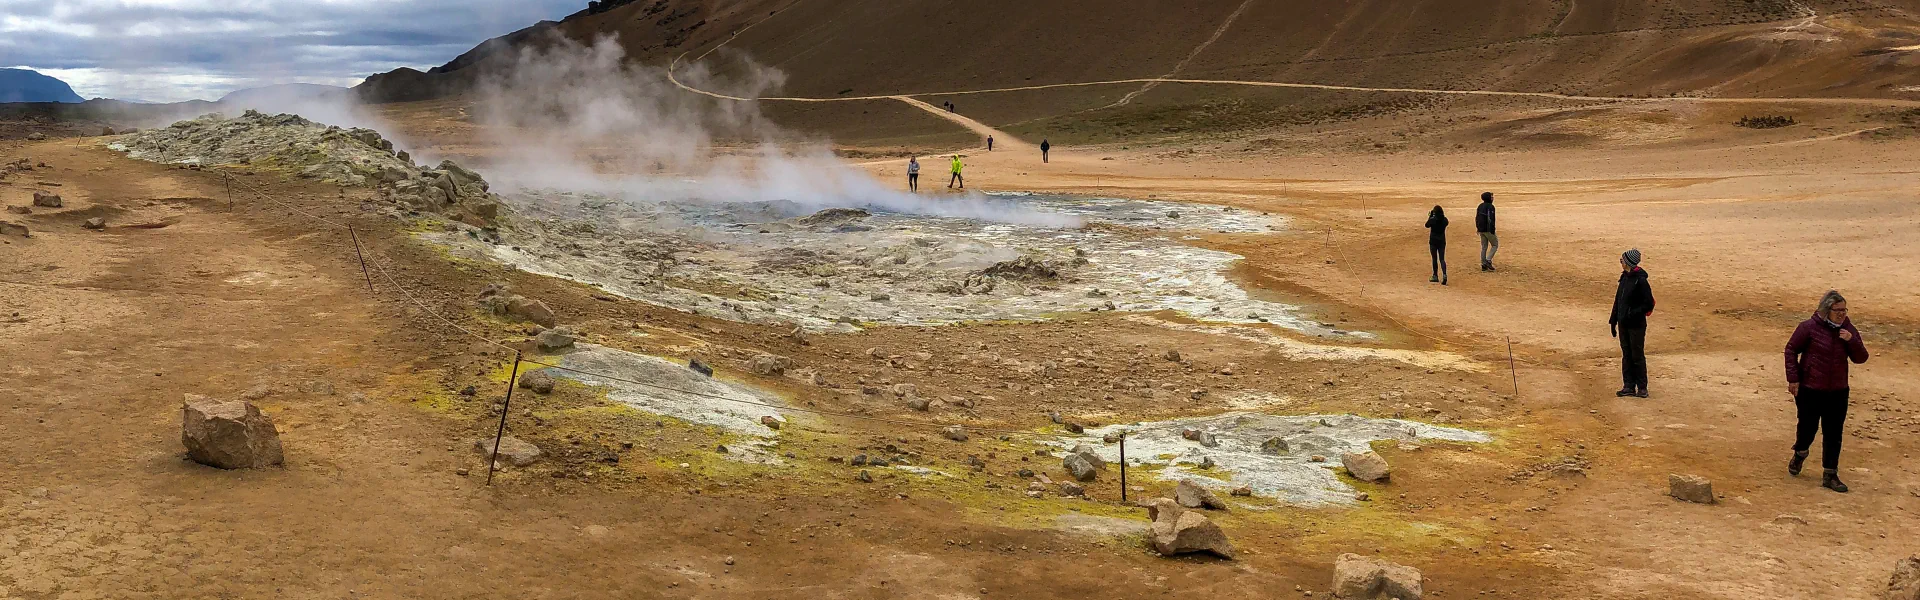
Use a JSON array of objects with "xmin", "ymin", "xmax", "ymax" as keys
[
  {"xmin": 892, "ymin": 383, "xmax": 917, "ymax": 397},
  {"xmin": 0, "ymin": 221, "xmax": 26, "ymax": 238},
  {"xmin": 1175, "ymin": 479, "xmax": 1229, "ymax": 510},
  {"xmin": 1069, "ymin": 444, "xmax": 1107, "ymax": 470},
  {"xmin": 517, "ymin": 370, "xmax": 556, "ymax": 394},
  {"xmin": 1231, "ymin": 486, "xmax": 1253, "ymax": 497},
  {"xmin": 180, "ymin": 394, "xmax": 285, "ymax": 469},
  {"xmin": 1149, "ymin": 509, "xmax": 1234, "ymax": 559},
  {"xmin": 1889, "ymin": 555, "xmax": 1920, "ymax": 600},
  {"xmin": 473, "ymin": 435, "xmax": 542, "ymax": 467},
  {"xmin": 25, "ymin": 132, "xmax": 45, "ymax": 141},
  {"xmin": 5, "ymin": 205, "xmax": 27, "ymax": 214},
  {"xmin": 1059, "ymin": 482, "xmax": 1085, "ymax": 497},
  {"xmin": 534, "ymin": 327, "xmax": 576, "ymax": 351},
  {"xmin": 1261, "ymin": 437, "xmax": 1290, "ymax": 454},
  {"xmin": 1341, "ymin": 451, "xmax": 1391, "ymax": 483},
  {"xmin": 32, "ymin": 190, "xmax": 62, "ymax": 208},
  {"xmin": 1064, "ymin": 453, "xmax": 1099, "ymax": 482},
  {"xmin": 905, "ymin": 396, "xmax": 931, "ymax": 411},
  {"xmin": 942, "ymin": 425, "xmax": 969, "ymax": 442},
  {"xmin": 688, "ymin": 359, "xmax": 714, "ymax": 377},
  {"xmin": 1669, "ymin": 473, "xmax": 1715, "ymax": 504},
  {"xmin": 83, "ymin": 217, "xmax": 105, "ymax": 230},
  {"xmin": 487, "ymin": 294, "xmax": 557, "ymax": 327},
  {"xmin": 748, "ymin": 353, "xmax": 791, "ymax": 376},
  {"xmin": 1331, "ymin": 553, "xmax": 1424, "ymax": 600},
  {"xmin": 1163, "ymin": 349, "xmax": 1182, "ymax": 362},
  {"xmin": 760, "ymin": 416, "xmax": 783, "ymax": 430}
]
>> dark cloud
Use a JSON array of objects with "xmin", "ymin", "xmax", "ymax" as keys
[{"xmin": 0, "ymin": 0, "xmax": 585, "ymax": 101}]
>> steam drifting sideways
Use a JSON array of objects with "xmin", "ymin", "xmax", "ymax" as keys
[{"xmin": 471, "ymin": 36, "xmax": 1076, "ymax": 227}]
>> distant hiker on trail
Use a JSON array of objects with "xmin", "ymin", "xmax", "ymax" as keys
[
  {"xmin": 1608, "ymin": 249, "xmax": 1654, "ymax": 398},
  {"xmin": 1475, "ymin": 192, "xmax": 1499, "ymax": 271},
  {"xmin": 1424, "ymin": 205, "xmax": 1449, "ymax": 285},
  {"xmin": 948, "ymin": 154, "xmax": 964, "ymax": 189},
  {"xmin": 907, "ymin": 157, "xmax": 920, "ymax": 192},
  {"xmin": 987, "ymin": 135, "xmax": 994, "ymax": 151},
  {"xmin": 1784, "ymin": 290, "xmax": 1869, "ymax": 493},
  {"xmin": 1040, "ymin": 139, "xmax": 1051, "ymax": 163}
]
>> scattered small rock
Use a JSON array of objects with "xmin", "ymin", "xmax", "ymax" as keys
[
  {"xmin": 31, "ymin": 190, "xmax": 61, "ymax": 208},
  {"xmin": 760, "ymin": 416, "xmax": 782, "ymax": 430},
  {"xmin": 1231, "ymin": 486, "xmax": 1253, "ymax": 497},
  {"xmin": 1059, "ymin": 482, "xmax": 1085, "ymax": 497},
  {"xmin": 1262, "ymin": 437, "xmax": 1290, "ymax": 454},
  {"xmin": 906, "ymin": 396, "xmax": 931, "ymax": 411},
  {"xmin": 943, "ymin": 425, "xmax": 969, "ymax": 442},
  {"xmin": 1669, "ymin": 473, "xmax": 1715, "ymax": 504},
  {"xmin": 688, "ymin": 359, "xmax": 714, "ymax": 377},
  {"xmin": 1198, "ymin": 456, "xmax": 1216, "ymax": 470},
  {"xmin": 1163, "ymin": 349, "xmax": 1182, "ymax": 362},
  {"xmin": 1889, "ymin": 555, "xmax": 1920, "ymax": 600},
  {"xmin": 748, "ymin": 353, "xmax": 791, "ymax": 376},
  {"xmin": 82, "ymin": 217, "xmax": 105, "ymax": 230},
  {"xmin": 0, "ymin": 221, "xmax": 27, "ymax": 238},
  {"xmin": 856, "ymin": 470, "xmax": 874, "ymax": 483},
  {"xmin": 3, "ymin": 205, "xmax": 27, "ymax": 215}
]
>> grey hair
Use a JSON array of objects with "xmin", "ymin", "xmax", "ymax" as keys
[{"xmin": 1817, "ymin": 290, "xmax": 1846, "ymax": 319}]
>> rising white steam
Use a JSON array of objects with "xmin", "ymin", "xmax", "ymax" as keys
[{"xmin": 470, "ymin": 35, "xmax": 1079, "ymax": 227}]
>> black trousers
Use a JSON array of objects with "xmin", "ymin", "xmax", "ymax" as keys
[
  {"xmin": 908, "ymin": 173, "xmax": 918, "ymax": 191},
  {"xmin": 1793, "ymin": 387, "xmax": 1849, "ymax": 470},
  {"xmin": 949, "ymin": 173, "xmax": 963, "ymax": 187},
  {"xmin": 1429, "ymin": 242, "xmax": 1446, "ymax": 278},
  {"xmin": 1618, "ymin": 322, "xmax": 1647, "ymax": 391}
]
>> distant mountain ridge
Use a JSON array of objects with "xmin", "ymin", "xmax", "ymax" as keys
[{"xmin": 0, "ymin": 68, "xmax": 85, "ymax": 103}]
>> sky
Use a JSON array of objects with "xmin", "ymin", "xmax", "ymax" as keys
[{"xmin": 0, "ymin": 0, "xmax": 584, "ymax": 102}]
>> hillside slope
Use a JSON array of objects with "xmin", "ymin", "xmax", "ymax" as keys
[
  {"xmin": 359, "ymin": 0, "xmax": 1920, "ymax": 103},
  {"xmin": 0, "ymin": 68, "xmax": 85, "ymax": 103}
]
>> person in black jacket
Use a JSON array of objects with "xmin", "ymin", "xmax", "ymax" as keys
[
  {"xmin": 1475, "ymin": 192, "xmax": 1498, "ymax": 271},
  {"xmin": 1424, "ymin": 205, "xmax": 1449, "ymax": 285},
  {"xmin": 1609, "ymin": 248, "xmax": 1655, "ymax": 397},
  {"xmin": 1040, "ymin": 139, "xmax": 1051, "ymax": 163}
]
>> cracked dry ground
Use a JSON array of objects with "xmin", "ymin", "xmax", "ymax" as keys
[{"xmin": 3, "ymin": 138, "xmax": 1916, "ymax": 599}]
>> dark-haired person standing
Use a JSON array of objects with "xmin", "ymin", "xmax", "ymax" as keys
[
  {"xmin": 1609, "ymin": 249, "xmax": 1654, "ymax": 398},
  {"xmin": 1424, "ymin": 205, "xmax": 1449, "ymax": 285},
  {"xmin": 1784, "ymin": 290, "xmax": 1869, "ymax": 493},
  {"xmin": 1475, "ymin": 192, "xmax": 1498, "ymax": 271}
]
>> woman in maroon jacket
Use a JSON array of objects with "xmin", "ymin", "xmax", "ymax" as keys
[{"xmin": 1784, "ymin": 290, "xmax": 1870, "ymax": 492}]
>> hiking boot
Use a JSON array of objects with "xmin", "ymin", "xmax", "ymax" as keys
[
  {"xmin": 1615, "ymin": 388, "xmax": 1635, "ymax": 397},
  {"xmin": 1634, "ymin": 388, "xmax": 1649, "ymax": 398},
  {"xmin": 1430, "ymin": 276, "xmax": 1439, "ymax": 283},
  {"xmin": 1822, "ymin": 469, "xmax": 1849, "ymax": 493},
  {"xmin": 1788, "ymin": 450, "xmax": 1808, "ymax": 476},
  {"xmin": 1441, "ymin": 276, "xmax": 1448, "ymax": 286}
]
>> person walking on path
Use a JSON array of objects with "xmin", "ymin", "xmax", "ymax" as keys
[
  {"xmin": 1608, "ymin": 249, "xmax": 1654, "ymax": 398},
  {"xmin": 1475, "ymin": 192, "xmax": 1499, "ymax": 271},
  {"xmin": 987, "ymin": 135, "xmax": 994, "ymax": 151},
  {"xmin": 1424, "ymin": 205, "xmax": 1449, "ymax": 285},
  {"xmin": 948, "ymin": 154, "xmax": 964, "ymax": 189},
  {"xmin": 1784, "ymin": 290, "xmax": 1869, "ymax": 493},
  {"xmin": 907, "ymin": 157, "xmax": 920, "ymax": 192},
  {"xmin": 1040, "ymin": 139, "xmax": 1051, "ymax": 163}
]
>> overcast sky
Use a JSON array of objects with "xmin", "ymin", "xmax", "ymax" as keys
[{"xmin": 1, "ymin": 0, "xmax": 584, "ymax": 102}]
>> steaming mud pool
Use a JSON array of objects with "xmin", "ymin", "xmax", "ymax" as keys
[{"xmin": 434, "ymin": 191, "xmax": 1356, "ymax": 337}]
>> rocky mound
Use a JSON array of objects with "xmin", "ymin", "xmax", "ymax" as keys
[{"xmin": 109, "ymin": 110, "xmax": 501, "ymax": 226}]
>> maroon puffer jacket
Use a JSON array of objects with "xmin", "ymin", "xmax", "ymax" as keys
[{"xmin": 1784, "ymin": 315, "xmax": 1869, "ymax": 391}]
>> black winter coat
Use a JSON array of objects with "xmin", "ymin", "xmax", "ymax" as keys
[
  {"xmin": 1424, "ymin": 213, "xmax": 1448, "ymax": 245},
  {"xmin": 1475, "ymin": 201, "xmax": 1496, "ymax": 233},
  {"xmin": 1609, "ymin": 267, "xmax": 1654, "ymax": 328}
]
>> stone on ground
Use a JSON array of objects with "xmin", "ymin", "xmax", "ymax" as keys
[
  {"xmin": 32, "ymin": 190, "xmax": 61, "ymax": 208},
  {"xmin": 1069, "ymin": 444, "xmax": 1106, "ymax": 470},
  {"xmin": 180, "ymin": 394, "xmax": 284, "ymax": 469},
  {"xmin": 1147, "ymin": 505, "xmax": 1234, "ymax": 559},
  {"xmin": 1341, "ymin": 451, "xmax": 1392, "ymax": 483},
  {"xmin": 1669, "ymin": 473, "xmax": 1715, "ymax": 504},
  {"xmin": 905, "ymin": 396, "xmax": 931, "ymax": 411},
  {"xmin": 1064, "ymin": 453, "xmax": 1098, "ymax": 482},
  {"xmin": 1262, "ymin": 437, "xmax": 1290, "ymax": 454},
  {"xmin": 748, "ymin": 353, "xmax": 791, "ymax": 376},
  {"xmin": 1175, "ymin": 479, "xmax": 1229, "ymax": 510},
  {"xmin": 83, "ymin": 217, "xmax": 106, "ymax": 230},
  {"xmin": 760, "ymin": 415, "xmax": 782, "ymax": 430},
  {"xmin": 534, "ymin": 326, "xmax": 576, "ymax": 351},
  {"xmin": 942, "ymin": 425, "xmax": 969, "ymax": 442},
  {"xmin": 518, "ymin": 370, "xmax": 556, "ymax": 394},
  {"xmin": 1889, "ymin": 555, "xmax": 1920, "ymax": 600},
  {"xmin": 474, "ymin": 435, "xmax": 542, "ymax": 467},
  {"xmin": 0, "ymin": 221, "xmax": 26, "ymax": 238},
  {"xmin": 6, "ymin": 205, "xmax": 29, "ymax": 214},
  {"xmin": 503, "ymin": 295, "xmax": 557, "ymax": 327},
  {"xmin": 1332, "ymin": 553, "xmax": 1424, "ymax": 600}
]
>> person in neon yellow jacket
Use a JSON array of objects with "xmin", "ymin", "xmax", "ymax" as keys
[{"xmin": 947, "ymin": 155, "xmax": 964, "ymax": 189}]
